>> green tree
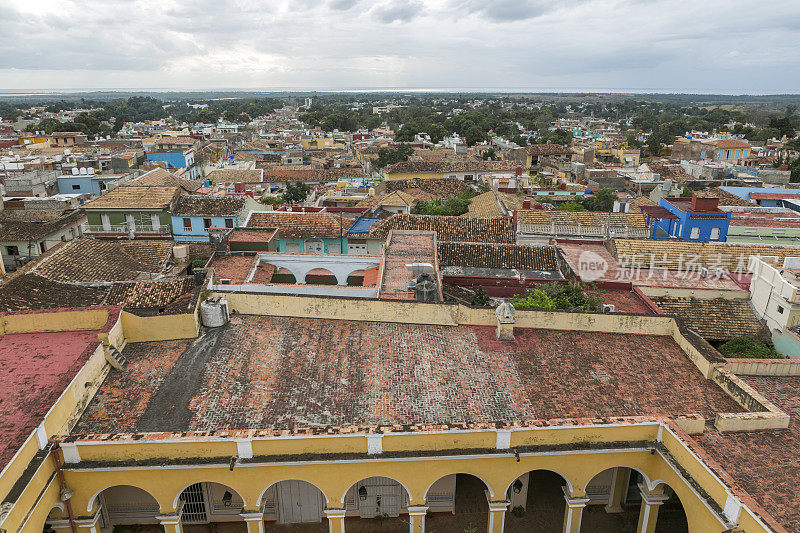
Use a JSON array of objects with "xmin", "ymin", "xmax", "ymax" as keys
[
  {"xmin": 375, "ymin": 145, "xmax": 414, "ymax": 168},
  {"xmin": 283, "ymin": 182, "xmax": 311, "ymax": 203}
]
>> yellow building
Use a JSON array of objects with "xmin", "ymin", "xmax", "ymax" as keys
[
  {"xmin": 0, "ymin": 286, "xmax": 797, "ymax": 533},
  {"xmin": 594, "ymin": 139, "xmax": 640, "ymax": 166},
  {"xmin": 301, "ymin": 137, "xmax": 344, "ymax": 150}
]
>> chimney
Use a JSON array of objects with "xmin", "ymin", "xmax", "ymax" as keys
[
  {"xmin": 690, "ymin": 193, "xmax": 719, "ymax": 212},
  {"xmin": 495, "ymin": 302, "xmax": 516, "ymax": 341}
]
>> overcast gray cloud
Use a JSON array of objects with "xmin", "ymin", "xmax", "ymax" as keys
[{"xmin": 0, "ymin": 0, "xmax": 798, "ymax": 92}]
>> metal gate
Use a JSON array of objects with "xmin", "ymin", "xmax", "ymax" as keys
[
  {"xmin": 181, "ymin": 483, "xmax": 209, "ymax": 524},
  {"xmin": 358, "ymin": 477, "xmax": 403, "ymax": 518}
]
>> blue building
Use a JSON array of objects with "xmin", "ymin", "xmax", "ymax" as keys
[
  {"xmin": 720, "ymin": 186, "xmax": 800, "ymax": 207},
  {"xmin": 147, "ymin": 137, "xmax": 199, "ymax": 179},
  {"xmin": 57, "ymin": 171, "xmax": 126, "ymax": 196},
  {"xmin": 644, "ymin": 195, "xmax": 730, "ymax": 241},
  {"xmin": 171, "ymin": 195, "xmax": 259, "ymax": 242}
]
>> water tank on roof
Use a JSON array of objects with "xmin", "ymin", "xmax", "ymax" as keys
[{"xmin": 200, "ymin": 297, "xmax": 229, "ymax": 327}]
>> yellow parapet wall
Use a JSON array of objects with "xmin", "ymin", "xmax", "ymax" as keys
[
  {"xmin": 0, "ymin": 308, "xmax": 112, "ymax": 335},
  {"xmin": 120, "ymin": 309, "xmax": 201, "ymax": 343}
]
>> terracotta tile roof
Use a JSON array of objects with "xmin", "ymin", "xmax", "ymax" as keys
[
  {"xmin": 437, "ymin": 242, "xmax": 558, "ymax": 270},
  {"xmin": 83, "ymin": 185, "xmax": 179, "ymax": 210},
  {"xmin": 155, "ymin": 135, "xmax": 196, "ymax": 146},
  {"xmin": 0, "ymin": 273, "xmax": 105, "ymax": 312},
  {"xmin": 172, "ymin": 195, "xmax": 247, "ymax": 217},
  {"xmin": 210, "ymin": 254, "xmax": 257, "ymax": 284},
  {"xmin": 385, "ymin": 159, "xmax": 519, "ymax": 175},
  {"xmin": 0, "ymin": 209, "xmax": 83, "ymax": 242},
  {"xmin": 246, "ymin": 211, "xmax": 353, "ymax": 239},
  {"xmin": 378, "ymin": 190, "xmax": 418, "ymax": 207},
  {"xmin": 630, "ymin": 196, "xmax": 655, "ymax": 209},
  {"xmin": 696, "ymin": 188, "xmax": 752, "ymax": 206},
  {"xmin": 380, "ymin": 231, "xmax": 439, "ymax": 301},
  {"xmin": 750, "ymin": 192, "xmax": 800, "ymax": 201},
  {"xmin": 369, "ymin": 214, "xmax": 515, "ymax": 243},
  {"xmin": 30, "ymin": 238, "xmax": 172, "ymax": 282},
  {"xmin": 729, "ymin": 211, "xmax": 800, "ymax": 228},
  {"xmin": 260, "ymin": 167, "xmax": 365, "ymax": 183},
  {"xmin": 228, "ymin": 228, "xmax": 278, "ymax": 243},
  {"xmin": 712, "ymin": 139, "xmax": 751, "ymax": 149},
  {"xmin": 609, "ymin": 239, "xmax": 799, "ymax": 273},
  {"xmin": 71, "ymin": 314, "xmax": 742, "ymax": 434},
  {"xmin": 650, "ymin": 297, "xmax": 770, "ymax": 342},
  {"xmin": 691, "ymin": 375, "xmax": 800, "ymax": 532},
  {"xmin": 524, "ymin": 143, "xmax": 572, "ymax": 156},
  {"xmin": 132, "ymin": 168, "xmax": 202, "ymax": 191},
  {"xmin": 517, "ymin": 210, "xmax": 647, "ymax": 228},
  {"xmin": 381, "ymin": 178, "xmax": 471, "ymax": 197},
  {"xmin": 463, "ymin": 191, "xmax": 504, "ymax": 218},
  {"xmin": 106, "ymin": 277, "xmax": 195, "ymax": 309},
  {"xmin": 206, "ymin": 169, "xmax": 264, "ymax": 184}
]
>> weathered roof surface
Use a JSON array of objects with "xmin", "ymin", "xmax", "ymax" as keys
[
  {"xmin": 609, "ymin": 239, "xmax": 798, "ymax": 273},
  {"xmin": 0, "ymin": 209, "xmax": 83, "ymax": 242},
  {"xmin": 696, "ymin": 187, "xmax": 752, "ymax": 206},
  {"xmin": 650, "ymin": 297, "xmax": 770, "ymax": 342},
  {"xmin": 712, "ymin": 139, "xmax": 751, "ymax": 149},
  {"xmin": 463, "ymin": 191, "xmax": 504, "ymax": 218},
  {"xmin": 630, "ymin": 196, "xmax": 655, "ymax": 208},
  {"xmin": 691, "ymin": 375, "xmax": 800, "ymax": 532},
  {"xmin": 106, "ymin": 278, "xmax": 195, "ymax": 309},
  {"xmin": 71, "ymin": 314, "xmax": 742, "ymax": 435},
  {"xmin": 206, "ymin": 169, "xmax": 264, "ymax": 184},
  {"xmin": 0, "ymin": 273, "xmax": 105, "ymax": 312},
  {"xmin": 260, "ymin": 168, "xmax": 365, "ymax": 183},
  {"xmin": 524, "ymin": 143, "xmax": 572, "ymax": 156},
  {"xmin": 30, "ymin": 238, "xmax": 172, "ymax": 282},
  {"xmin": 380, "ymin": 231, "xmax": 439, "ymax": 301},
  {"xmin": 381, "ymin": 178, "xmax": 471, "ymax": 197},
  {"xmin": 172, "ymin": 195, "xmax": 246, "ymax": 217},
  {"xmin": 370, "ymin": 214, "xmax": 516, "ymax": 244},
  {"xmin": 385, "ymin": 160, "xmax": 519, "ymax": 175},
  {"xmin": 0, "ymin": 308, "xmax": 120, "ymax": 470},
  {"xmin": 83, "ymin": 185, "xmax": 179, "ymax": 210},
  {"xmin": 132, "ymin": 168, "xmax": 202, "ymax": 191},
  {"xmin": 517, "ymin": 210, "xmax": 647, "ymax": 228},
  {"xmin": 437, "ymin": 242, "xmax": 558, "ymax": 271},
  {"xmin": 246, "ymin": 211, "xmax": 353, "ymax": 239}
]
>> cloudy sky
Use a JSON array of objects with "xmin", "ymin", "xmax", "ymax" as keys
[{"xmin": 1, "ymin": 0, "xmax": 799, "ymax": 93}]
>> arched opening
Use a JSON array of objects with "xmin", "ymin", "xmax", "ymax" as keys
[
  {"xmin": 89, "ymin": 485, "xmax": 160, "ymax": 530},
  {"xmin": 503, "ymin": 469, "xmax": 571, "ymax": 531},
  {"xmin": 305, "ymin": 267, "xmax": 337, "ymax": 285},
  {"xmin": 176, "ymin": 482, "xmax": 245, "ymax": 527},
  {"xmin": 339, "ymin": 476, "xmax": 411, "ymax": 531},
  {"xmin": 259, "ymin": 479, "xmax": 326, "ymax": 526},
  {"xmin": 424, "ymin": 473, "xmax": 490, "ymax": 532},
  {"xmin": 580, "ymin": 468, "xmax": 688, "ymax": 533},
  {"xmin": 346, "ymin": 269, "xmax": 366, "ymax": 286},
  {"xmin": 269, "ymin": 266, "xmax": 297, "ymax": 284},
  {"xmin": 43, "ymin": 504, "xmax": 66, "ymax": 533}
]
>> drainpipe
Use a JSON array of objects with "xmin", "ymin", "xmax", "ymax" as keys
[{"xmin": 50, "ymin": 442, "xmax": 78, "ymax": 533}]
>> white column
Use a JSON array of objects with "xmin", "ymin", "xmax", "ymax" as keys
[
  {"xmin": 156, "ymin": 514, "xmax": 183, "ymax": 533},
  {"xmin": 637, "ymin": 483, "xmax": 669, "ymax": 533},
  {"xmin": 487, "ymin": 500, "xmax": 509, "ymax": 533},
  {"xmin": 562, "ymin": 487, "xmax": 590, "ymax": 533},
  {"xmin": 407, "ymin": 505, "xmax": 428, "ymax": 533},
  {"xmin": 241, "ymin": 511, "xmax": 264, "ymax": 533},
  {"xmin": 324, "ymin": 508, "xmax": 346, "ymax": 533}
]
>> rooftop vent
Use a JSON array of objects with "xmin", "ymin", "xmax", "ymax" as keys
[
  {"xmin": 602, "ymin": 304, "xmax": 615, "ymax": 314},
  {"xmin": 414, "ymin": 273, "xmax": 436, "ymax": 302}
]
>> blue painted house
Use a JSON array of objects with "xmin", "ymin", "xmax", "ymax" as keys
[
  {"xmin": 57, "ymin": 171, "xmax": 127, "ymax": 197},
  {"xmin": 147, "ymin": 136, "xmax": 200, "ymax": 179},
  {"xmin": 647, "ymin": 195, "xmax": 730, "ymax": 241},
  {"xmin": 171, "ymin": 195, "xmax": 260, "ymax": 242},
  {"xmin": 245, "ymin": 211, "xmax": 357, "ymax": 254}
]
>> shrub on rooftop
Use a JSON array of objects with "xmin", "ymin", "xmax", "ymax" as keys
[
  {"xmin": 719, "ymin": 337, "xmax": 782, "ymax": 359},
  {"xmin": 510, "ymin": 282, "xmax": 601, "ymax": 312}
]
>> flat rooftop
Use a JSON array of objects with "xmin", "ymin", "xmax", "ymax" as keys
[
  {"xmin": 0, "ymin": 312, "xmax": 117, "ymax": 469},
  {"xmin": 72, "ymin": 314, "xmax": 742, "ymax": 437},
  {"xmin": 380, "ymin": 231, "xmax": 439, "ymax": 301},
  {"xmin": 691, "ymin": 375, "xmax": 800, "ymax": 532},
  {"xmin": 557, "ymin": 242, "xmax": 744, "ymax": 291}
]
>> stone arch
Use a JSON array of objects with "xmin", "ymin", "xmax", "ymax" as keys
[
  {"xmin": 339, "ymin": 475, "xmax": 414, "ymax": 507},
  {"xmin": 87, "ymin": 484, "xmax": 160, "ymax": 514},
  {"xmin": 424, "ymin": 472, "xmax": 496, "ymax": 500},
  {"xmin": 581, "ymin": 464, "xmax": 655, "ymax": 495},
  {"xmin": 257, "ymin": 479, "xmax": 330, "ymax": 508},
  {"xmin": 304, "ymin": 267, "xmax": 338, "ymax": 285},
  {"xmin": 172, "ymin": 481, "xmax": 246, "ymax": 510},
  {"xmin": 503, "ymin": 467, "xmax": 575, "ymax": 496}
]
